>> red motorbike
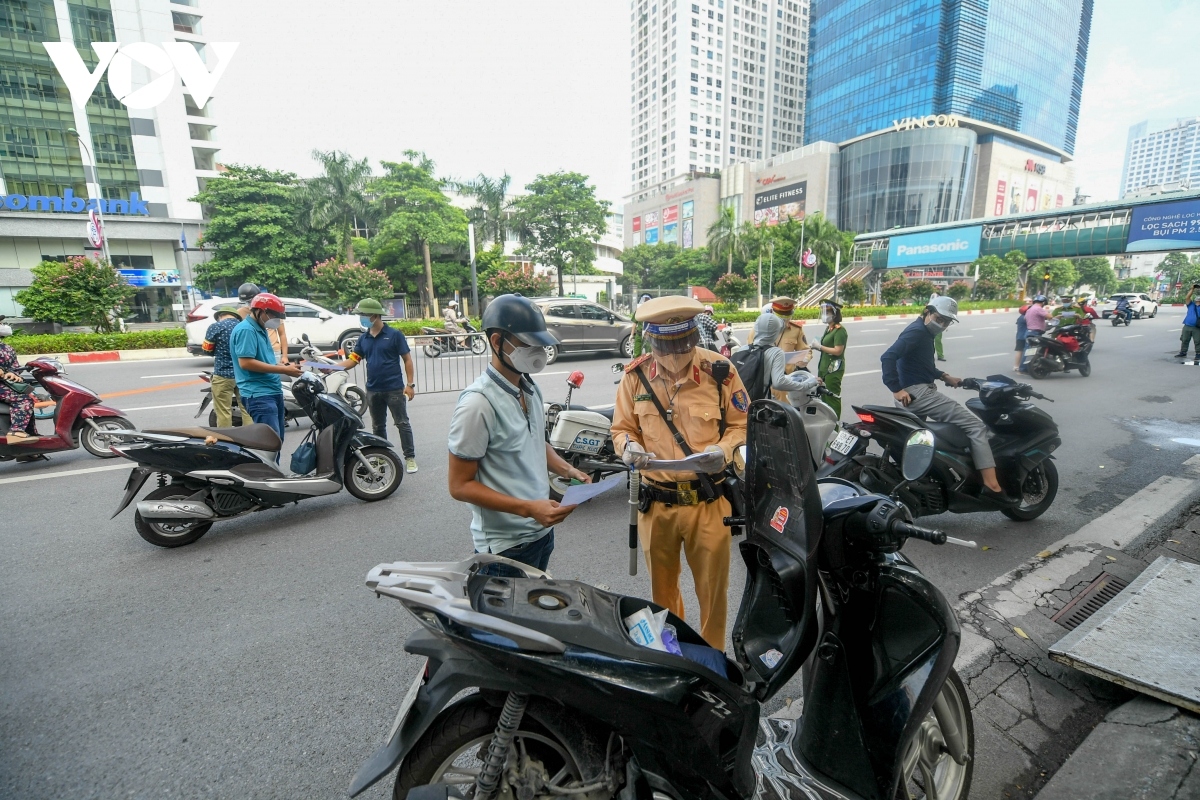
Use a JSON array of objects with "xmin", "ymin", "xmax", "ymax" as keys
[{"xmin": 0, "ymin": 356, "xmax": 135, "ymax": 462}]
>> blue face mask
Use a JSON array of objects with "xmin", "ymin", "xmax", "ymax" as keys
[{"xmin": 359, "ymin": 316, "xmax": 373, "ymax": 330}]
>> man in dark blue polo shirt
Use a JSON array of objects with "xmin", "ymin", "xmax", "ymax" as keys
[{"xmin": 336, "ymin": 298, "xmax": 418, "ymax": 473}]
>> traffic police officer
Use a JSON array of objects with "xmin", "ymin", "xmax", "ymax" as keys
[{"xmin": 611, "ymin": 295, "xmax": 749, "ymax": 649}]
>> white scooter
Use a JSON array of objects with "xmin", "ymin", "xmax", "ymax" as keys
[
  {"xmin": 543, "ymin": 368, "xmax": 626, "ymax": 501},
  {"xmin": 713, "ymin": 320, "xmax": 742, "ymax": 356},
  {"xmin": 295, "ymin": 334, "xmax": 367, "ymax": 416}
]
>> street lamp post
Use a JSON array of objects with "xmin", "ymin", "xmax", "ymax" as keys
[{"xmin": 67, "ymin": 127, "xmax": 112, "ymax": 264}]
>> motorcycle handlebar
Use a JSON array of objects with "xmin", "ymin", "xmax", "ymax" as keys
[{"xmin": 891, "ymin": 519, "xmax": 947, "ymax": 545}]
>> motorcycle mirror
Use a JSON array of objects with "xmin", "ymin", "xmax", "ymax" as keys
[
  {"xmin": 567, "ymin": 370, "xmax": 585, "ymax": 388},
  {"xmin": 611, "ymin": 363, "xmax": 625, "ymax": 374},
  {"xmin": 901, "ymin": 429, "xmax": 936, "ymax": 482},
  {"xmin": 733, "ymin": 444, "xmax": 747, "ymax": 481}
]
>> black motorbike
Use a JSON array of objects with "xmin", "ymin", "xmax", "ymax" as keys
[
  {"xmin": 421, "ymin": 318, "xmax": 488, "ymax": 358},
  {"xmin": 350, "ymin": 399, "xmax": 977, "ymax": 800},
  {"xmin": 1024, "ymin": 322, "xmax": 1093, "ymax": 379},
  {"xmin": 823, "ymin": 375, "xmax": 1060, "ymax": 521},
  {"xmin": 108, "ymin": 373, "xmax": 403, "ymax": 548},
  {"xmin": 1110, "ymin": 306, "xmax": 1132, "ymax": 327}
]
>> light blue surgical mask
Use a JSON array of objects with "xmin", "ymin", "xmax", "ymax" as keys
[{"xmin": 359, "ymin": 316, "xmax": 372, "ymax": 330}]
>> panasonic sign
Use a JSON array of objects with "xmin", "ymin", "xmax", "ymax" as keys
[{"xmin": 886, "ymin": 226, "xmax": 982, "ymax": 269}]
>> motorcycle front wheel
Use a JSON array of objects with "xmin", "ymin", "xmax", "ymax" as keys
[
  {"xmin": 424, "ymin": 344, "xmax": 441, "ymax": 358},
  {"xmin": 80, "ymin": 416, "xmax": 136, "ymax": 457},
  {"xmin": 1002, "ymin": 459, "xmax": 1058, "ymax": 521},
  {"xmin": 134, "ymin": 485, "xmax": 213, "ymax": 548},
  {"xmin": 470, "ymin": 336, "xmax": 488, "ymax": 355},
  {"xmin": 344, "ymin": 446, "xmax": 403, "ymax": 501},
  {"xmin": 896, "ymin": 669, "xmax": 974, "ymax": 800},
  {"xmin": 393, "ymin": 700, "xmax": 588, "ymax": 800}
]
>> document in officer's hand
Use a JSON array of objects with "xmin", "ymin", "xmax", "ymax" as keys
[
  {"xmin": 559, "ymin": 473, "xmax": 626, "ymax": 506},
  {"xmin": 643, "ymin": 450, "xmax": 726, "ymax": 474}
]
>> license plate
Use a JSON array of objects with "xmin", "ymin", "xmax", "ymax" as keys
[
  {"xmin": 385, "ymin": 659, "xmax": 427, "ymax": 743},
  {"xmin": 1024, "ymin": 347, "xmax": 1039, "ymax": 355},
  {"xmin": 830, "ymin": 430, "xmax": 857, "ymax": 455},
  {"xmin": 570, "ymin": 432, "xmax": 604, "ymax": 454}
]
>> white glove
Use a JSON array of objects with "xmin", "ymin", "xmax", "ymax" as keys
[{"xmin": 622, "ymin": 441, "xmax": 653, "ymax": 469}]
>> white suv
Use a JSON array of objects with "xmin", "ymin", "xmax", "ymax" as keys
[
  {"xmin": 1098, "ymin": 293, "xmax": 1159, "ymax": 319},
  {"xmin": 185, "ymin": 297, "xmax": 366, "ymax": 356}
]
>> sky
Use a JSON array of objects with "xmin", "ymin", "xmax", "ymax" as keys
[{"xmin": 202, "ymin": 0, "xmax": 1200, "ymax": 208}]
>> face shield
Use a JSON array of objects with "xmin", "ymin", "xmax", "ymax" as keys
[{"xmin": 644, "ymin": 318, "xmax": 700, "ymax": 355}]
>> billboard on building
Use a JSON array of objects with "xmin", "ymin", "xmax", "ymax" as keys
[
  {"xmin": 645, "ymin": 226, "xmax": 660, "ymax": 245},
  {"xmin": 887, "ymin": 225, "xmax": 982, "ymax": 269},
  {"xmin": 663, "ymin": 205, "xmax": 679, "ymax": 224},
  {"xmin": 994, "ymin": 179, "xmax": 1007, "ymax": 216},
  {"xmin": 632, "ymin": 216, "xmax": 642, "ymax": 232},
  {"xmin": 682, "ymin": 200, "xmax": 694, "ymax": 219},
  {"xmin": 1126, "ymin": 198, "xmax": 1200, "ymax": 252},
  {"xmin": 663, "ymin": 222, "xmax": 678, "ymax": 244},
  {"xmin": 753, "ymin": 180, "xmax": 806, "ymax": 226},
  {"xmin": 119, "ymin": 269, "xmax": 180, "ymax": 287},
  {"xmin": 682, "ymin": 219, "xmax": 693, "ymax": 248},
  {"xmin": 644, "ymin": 210, "xmax": 659, "ymax": 228}
]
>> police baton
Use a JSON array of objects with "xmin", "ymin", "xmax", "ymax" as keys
[{"xmin": 628, "ymin": 469, "xmax": 639, "ymax": 576}]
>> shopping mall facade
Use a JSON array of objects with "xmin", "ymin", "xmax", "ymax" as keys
[{"xmin": 623, "ymin": 114, "xmax": 1076, "ymax": 263}]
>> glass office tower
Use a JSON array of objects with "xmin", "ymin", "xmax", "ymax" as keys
[{"xmin": 804, "ymin": 0, "xmax": 1093, "ymax": 155}]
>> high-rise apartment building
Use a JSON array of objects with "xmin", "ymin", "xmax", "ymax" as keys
[
  {"xmin": 1121, "ymin": 119, "xmax": 1200, "ymax": 198},
  {"xmin": 0, "ymin": 0, "xmax": 223, "ymax": 319},
  {"xmin": 804, "ymin": 0, "xmax": 1093, "ymax": 156},
  {"xmin": 628, "ymin": 0, "xmax": 810, "ymax": 205}
]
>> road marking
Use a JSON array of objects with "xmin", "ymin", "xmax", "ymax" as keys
[
  {"xmin": 848, "ymin": 342, "xmax": 888, "ymax": 348},
  {"xmin": 859, "ymin": 329, "xmax": 887, "ymax": 332},
  {"xmin": 122, "ymin": 402, "xmax": 197, "ymax": 412},
  {"xmin": 0, "ymin": 462, "xmax": 130, "ymax": 485},
  {"xmin": 99, "ymin": 379, "xmax": 203, "ymax": 400},
  {"xmin": 1123, "ymin": 334, "xmax": 1143, "ymax": 338},
  {"xmin": 968, "ymin": 352, "xmax": 1009, "ymax": 360},
  {"xmin": 973, "ymin": 326, "xmax": 998, "ymax": 330},
  {"xmin": 845, "ymin": 369, "xmax": 881, "ymax": 377},
  {"xmin": 139, "ymin": 372, "xmax": 203, "ymax": 379},
  {"xmin": 1057, "ymin": 474, "xmax": 1200, "ymax": 550},
  {"xmin": 945, "ymin": 335, "xmax": 973, "ymax": 340}
]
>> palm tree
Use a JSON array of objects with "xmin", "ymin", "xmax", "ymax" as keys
[
  {"xmin": 707, "ymin": 206, "xmax": 746, "ymax": 275},
  {"xmin": 793, "ymin": 212, "xmax": 849, "ymax": 283},
  {"xmin": 455, "ymin": 172, "xmax": 512, "ymax": 246},
  {"xmin": 306, "ymin": 149, "xmax": 373, "ymax": 263}
]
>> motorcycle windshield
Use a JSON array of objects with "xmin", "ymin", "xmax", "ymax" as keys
[{"xmin": 731, "ymin": 400, "xmax": 822, "ymax": 701}]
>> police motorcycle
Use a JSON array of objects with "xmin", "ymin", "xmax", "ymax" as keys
[
  {"xmin": 822, "ymin": 375, "xmax": 1060, "ymax": 521},
  {"xmin": 349, "ymin": 398, "xmax": 977, "ymax": 800},
  {"xmin": 107, "ymin": 372, "xmax": 402, "ymax": 548},
  {"xmin": 544, "ymin": 367, "xmax": 626, "ymax": 501}
]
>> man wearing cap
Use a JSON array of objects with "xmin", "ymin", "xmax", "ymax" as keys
[
  {"xmin": 201, "ymin": 303, "xmax": 247, "ymax": 427},
  {"xmin": 335, "ymin": 298, "xmax": 418, "ymax": 474},
  {"xmin": 880, "ymin": 296, "xmax": 1013, "ymax": 502},
  {"xmin": 611, "ymin": 295, "xmax": 749, "ymax": 649},
  {"xmin": 758, "ymin": 296, "xmax": 810, "ymax": 402}
]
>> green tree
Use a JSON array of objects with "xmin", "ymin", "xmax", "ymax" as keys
[
  {"xmin": 455, "ymin": 172, "xmax": 513, "ymax": 246},
  {"xmin": 1072, "ymin": 256, "xmax": 1116, "ymax": 294},
  {"xmin": 946, "ymin": 281, "xmax": 972, "ymax": 301},
  {"xmin": 305, "ymin": 150, "xmax": 372, "ymax": 264},
  {"xmin": 192, "ymin": 165, "xmax": 320, "ymax": 294},
  {"xmin": 713, "ymin": 273, "xmax": 756, "ymax": 305},
  {"xmin": 909, "ymin": 279, "xmax": 937, "ymax": 303},
  {"xmin": 475, "ymin": 243, "xmax": 509, "ymax": 284},
  {"xmin": 1116, "ymin": 276, "xmax": 1153, "ymax": 293},
  {"xmin": 663, "ymin": 246, "xmax": 714, "ymax": 290},
  {"xmin": 486, "ymin": 265, "xmax": 554, "ymax": 296},
  {"xmin": 972, "ymin": 255, "xmax": 1017, "ymax": 287},
  {"xmin": 881, "ymin": 277, "xmax": 910, "ymax": 306},
  {"xmin": 309, "ymin": 259, "xmax": 393, "ymax": 312},
  {"xmin": 707, "ymin": 206, "xmax": 746, "ymax": 275},
  {"xmin": 838, "ymin": 277, "xmax": 865, "ymax": 305},
  {"xmin": 773, "ymin": 273, "xmax": 811, "ymax": 298},
  {"xmin": 511, "ymin": 171, "xmax": 609, "ymax": 297},
  {"xmin": 15, "ymin": 257, "xmax": 137, "ymax": 331},
  {"xmin": 972, "ymin": 278, "xmax": 1004, "ymax": 300},
  {"xmin": 370, "ymin": 152, "xmax": 469, "ymax": 316},
  {"xmin": 1040, "ymin": 259, "xmax": 1078, "ymax": 294}
]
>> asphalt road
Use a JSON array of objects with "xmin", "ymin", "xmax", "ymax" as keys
[{"xmin": 4, "ymin": 310, "xmax": 1200, "ymax": 798}]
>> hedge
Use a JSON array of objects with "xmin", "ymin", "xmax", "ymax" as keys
[
  {"xmin": 8, "ymin": 329, "xmax": 187, "ymax": 354},
  {"xmin": 708, "ymin": 299, "xmax": 1019, "ymax": 324},
  {"xmin": 389, "ymin": 318, "xmax": 482, "ymax": 336}
]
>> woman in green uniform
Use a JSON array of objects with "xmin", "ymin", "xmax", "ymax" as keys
[{"xmin": 809, "ymin": 299, "xmax": 847, "ymax": 418}]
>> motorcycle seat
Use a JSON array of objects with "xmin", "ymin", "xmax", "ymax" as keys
[
  {"xmin": 146, "ymin": 423, "xmax": 283, "ymax": 452},
  {"xmin": 924, "ymin": 420, "xmax": 973, "ymax": 453},
  {"xmin": 566, "ymin": 404, "xmax": 614, "ymax": 421},
  {"xmin": 859, "ymin": 404, "xmax": 922, "ymax": 423}
]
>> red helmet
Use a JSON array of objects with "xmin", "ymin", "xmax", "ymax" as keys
[{"xmin": 248, "ymin": 292, "xmax": 285, "ymax": 314}]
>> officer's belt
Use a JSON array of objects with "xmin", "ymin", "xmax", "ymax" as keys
[{"xmin": 640, "ymin": 476, "xmax": 725, "ymax": 507}]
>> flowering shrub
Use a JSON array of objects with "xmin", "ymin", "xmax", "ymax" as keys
[
  {"xmin": 14, "ymin": 257, "xmax": 137, "ymax": 332},
  {"xmin": 485, "ymin": 265, "xmax": 554, "ymax": 297},
  {"xmin": 309, "ymin": 259, "xmax": 393, "ymax": 312}
]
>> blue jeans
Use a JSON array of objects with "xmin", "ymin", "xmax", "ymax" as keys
[
  {"xmin": 477, "ymin": 530, "xmax": 555, "ymax": 576},
  {"xmin": 244, "ymin": 393, "xmax": 286, "ymax": 462}
]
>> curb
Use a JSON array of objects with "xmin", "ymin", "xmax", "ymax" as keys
[{"xmin": 20, "ymin": 347, "xmax": 193, "ymax": 365}]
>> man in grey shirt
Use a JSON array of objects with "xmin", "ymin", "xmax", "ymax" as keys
[{"xmin": 447, "ymin": 294, "xmax": 591, "ymax": 574}]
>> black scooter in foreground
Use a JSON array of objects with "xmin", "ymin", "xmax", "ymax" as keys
[
  {"xmin": 108, "ymin": 373, "xmax": 402, "ymax": 548},
  {"xmin": 350, "ymin": 399, "xmax": 977, "ymax": 800},
  {"xmin": 823, "ymin": 375, "xmax": 1060, "ymax": 521}
]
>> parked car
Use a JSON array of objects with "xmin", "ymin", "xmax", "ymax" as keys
[
  {"xmin": 185, "ymin": 298, "xmax": 366, "ymax": 356},
  {"xmin": 1097, "ymin": 293, "xmax": 1158, "ymax": 319},
  {"xmin": 528, "ymin": 298, "xmax": 635, "ymax": 365}
]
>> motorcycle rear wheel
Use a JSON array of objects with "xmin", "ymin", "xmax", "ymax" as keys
[
  {"xmin": 1027, "ymin": 360, "xmax": 1050, "ymax": 380},
  {"xmin": 134, "ymin": 485, "xmax": 213, "ymax": 548},
  {"xmin": 470, "ymin": 337, "xmax": 488, "ymax": 355},
  {"xmin": 424, "ymin": 344, "xmax": 441, "ymax": 358},
  {"xmin": 1001, "ymin": 459, "xmax": 1058, "ymax": 521},
  {"xmin": 1078, "ymin": 360, "xmax": 1092, "ymax": 377},
  {"xmin": 896, "ymin": 669, "xmax": 974, "ymax": 800},
  {"xmin": 393, "ymin": 699, "xmax": 586, "ymax": 800}
]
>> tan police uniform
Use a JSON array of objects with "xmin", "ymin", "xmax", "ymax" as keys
[
  {"xmin": 759, "ymin": 296, "xmax": 809, "ymax": 402},
  {"xmin": 611, "ymin": 296, "xmax": 749, "ymax": 649}
]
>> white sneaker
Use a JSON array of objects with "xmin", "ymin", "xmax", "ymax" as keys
[{"xmin": 405, "ymin": 458, "xmax": 418, "ymax": 474}]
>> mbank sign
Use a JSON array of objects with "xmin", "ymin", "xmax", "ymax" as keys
[
  {"xmin": 887, "ymin": 226, "xmax": 982, "ymax": 269},
  {"xmin": 2, "ymin": 188, "xmax": 149, "ymax": 215}
]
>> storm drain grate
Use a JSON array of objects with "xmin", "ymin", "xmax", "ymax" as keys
[{"xmin": 1051, "ymin": 572, "xmax": 1130, "ymax": 630}]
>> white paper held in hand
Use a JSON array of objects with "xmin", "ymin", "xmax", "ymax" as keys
[
  {"xmin": 643, "ymin": 450, "xmax": 726, "ymax": 474},
  {"xmin": 559, "ymin": 472, "xmax": 626, "ymax": 506}
]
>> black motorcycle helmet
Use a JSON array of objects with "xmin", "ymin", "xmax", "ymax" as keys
[
  {"xmin": 481, "ymin": 294, "xmax": 557, "ymax": 347},
  {"xmin": 288, "ymin": 372, "xmax": 323, "ymax": 409},
  {"xmin": 237, "ymin": 282, "xmax": 261, "ymax": 304}
]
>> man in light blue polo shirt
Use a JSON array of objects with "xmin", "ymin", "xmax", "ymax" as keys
[
  {"xmin": 229, "ymin": 292, "xmax": 302, "ymax": 454},
  {"xmin": 447, "ymin": 294, "xmax": 591, "ymax": 574}
]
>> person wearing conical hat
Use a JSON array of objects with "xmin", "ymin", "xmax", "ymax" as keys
[{"xmin": 611, "ymin": 295, "xmax": 748, "ymax": 649}]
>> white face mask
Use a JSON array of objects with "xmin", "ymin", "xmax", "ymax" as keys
[
  {"xmin": 819, "ymin": 312, "xmax": 831, "ymax": 324},
  {"xmin": 262, "ymin": 316, "xmax": 283, "ymax": 330},
  {"xmin": 506, "ymin": 341, "xmax": 547, "ymax": 374}
]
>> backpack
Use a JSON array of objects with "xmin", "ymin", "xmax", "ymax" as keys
[{"xmin": 730, "ymin": 344, "xmax": 772, "ymax": 402}]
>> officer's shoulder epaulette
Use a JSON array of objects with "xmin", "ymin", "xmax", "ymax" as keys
[
  {"xmin": 698, "ymin": 358, "xmax": 734, "ymax": 385},
  {"xmin": 625, "ymin": 354, "xmax": 652, "ymax": 373}
]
